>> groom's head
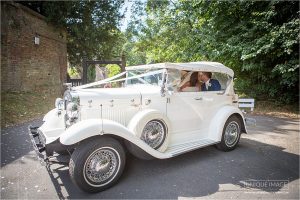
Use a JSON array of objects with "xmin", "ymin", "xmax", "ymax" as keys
[{"xmin": 199, "ymin": 72, "xmax": 212, "ymax": 82}]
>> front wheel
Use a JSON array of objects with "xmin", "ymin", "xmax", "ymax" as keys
[
  {"xmin": 216, "ymin": 115, "xmax": 241, "ymax": 151},
  {"xmin": 69, "ymin": 137, "xmax": 125, "ymax": 193}
]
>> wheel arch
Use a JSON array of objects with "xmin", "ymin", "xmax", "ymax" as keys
[
  {"xmin": 209, "ymin": 106, "xmax": 247, "ymax": 142},
  {"xmin": 71, "ymin": 134, "xmax": 127, "ymax": 150},
  {"xmin": 230, "ymin": 113, "xmax": 247, "ymax": 134},
  {"xmin": 68, "ymin": 134, "xmax": 155, "ymax": 160},
  {"xmin": 127, "ymin": 109, "xmax": 171, "ymax": 152}
]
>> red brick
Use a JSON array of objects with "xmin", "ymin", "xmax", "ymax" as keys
[{"xmin": 1, "ymin": 2, "xmax": 67, "ymax": 95}]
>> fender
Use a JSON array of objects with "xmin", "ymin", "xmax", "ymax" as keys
[
  {"xmin": 127, "ymin": 109, "xmax": 171, "ymax": 132},
  {"xmin": 209, "ymin": 105, "xmax": 247, "ymax": 142},
  {"xmin": 59, "ymin": 119, "xmax": 173, "ymax": 159},
  {"xmin": 43, "ymin": 108, "xmax": 58, "ymax": 122},
  {"xmin": 39, "ymin": 108, "xmax": 65, "ymax": 144},
  {"xmin": 127, "ymin": 109, "xmax": 171, "ymax": 152}
]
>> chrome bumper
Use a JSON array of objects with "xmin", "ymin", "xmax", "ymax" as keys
[{"xmin": 28, "ymin": 125, "xmax": 48, "ymax": 165}]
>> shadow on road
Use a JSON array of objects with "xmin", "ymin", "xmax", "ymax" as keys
[
  {"xmin": 46, "ymin": 138, "xmax": 299, "ymax": 199},
  {"xmin": 1, "ymin": 119, "xmax": 42, "ymax": 167},
  {"xmin": 1, "ymin": 116, "xmax": 299, "ymax": 199}
]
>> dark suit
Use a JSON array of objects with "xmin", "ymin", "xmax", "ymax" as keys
[{"xmin": 201, "ymin": 79, "xmax": 221, "ymax": 91}]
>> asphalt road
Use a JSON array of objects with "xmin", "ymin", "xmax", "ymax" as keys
[{"xmin": 1, "ymin": 115, "xmax": 299, "ymax": 199}]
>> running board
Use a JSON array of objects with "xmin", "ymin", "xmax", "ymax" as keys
[{"xmin": 166, "ymin": 138, "xmax": 219, "ymax": 157}]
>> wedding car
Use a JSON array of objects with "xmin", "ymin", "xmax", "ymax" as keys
[{"xmin": 29, "ymin": 61, "xmax": 247, "ymax": 193}]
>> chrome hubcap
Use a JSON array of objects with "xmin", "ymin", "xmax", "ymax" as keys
[
  {"xmin": 84, "ymin": 148, "xmax": 118, "ymax": 184},
  {"xmin": 224, "ymin": 121, "xmax": 240, "ymax": 147},
  {"xmin": 141, "ymin": 120, "xmax": 166, "ymax": 149}
]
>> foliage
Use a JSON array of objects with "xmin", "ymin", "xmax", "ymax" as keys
[
  {"xmin": 126, "ymin": 0, "xmax": 299, "ymax": 105},
  {"xmin": 122, "ymin": 41, "xmax": 147, "ymax": 66},
  {"xmin": 67, "ymin": 67, "xmax": 80, "ymax": 78},
  {"xmin": 106, "ymin": 64, "xmax": 121, "ymax": 77},
  {"xmin": 122, "ymin": 1, "xmax": 148, "ymax": 66},
  {"xmin": 20, "ymin": 1, "xmax": 125, "ymax": 67},
  {"xmin": 87, "ymin": 66, "xmax": 96, "ymax": 82}
]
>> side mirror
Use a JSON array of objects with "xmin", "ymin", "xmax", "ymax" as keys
[{"xmin": 160, "ymin": 85, "xmax": 175, "ymax": 97}]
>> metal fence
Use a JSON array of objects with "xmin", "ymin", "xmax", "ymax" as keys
[{"xmin": 69, "ymin": 79, "xmax": 82, "ymax": 87}]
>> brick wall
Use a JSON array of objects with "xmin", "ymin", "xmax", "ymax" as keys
[{"xmin": 1, "ymin": 2, "xmax": 67, "ymax": 94}]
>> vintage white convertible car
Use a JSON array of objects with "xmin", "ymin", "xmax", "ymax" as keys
[{"xmin": 29, "ymin": 61, "xmax": 248, "ymax": 193}]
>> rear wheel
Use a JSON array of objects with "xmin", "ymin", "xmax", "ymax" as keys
[
  {"xmin": 140, "ymin": 120, "xmax": 167, "ymax": 150},
  {"xmin": 216, "ymin": 115, "xmax": 241, "ymax": 151},
  {"xmin": 128, "ymin": 111, "xmax": 170, "ymax": 152},
  {"xmin": 69, "ymin": 137, "xmax": 125, "ymax": 193}
]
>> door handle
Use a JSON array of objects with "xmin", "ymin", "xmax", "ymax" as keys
[{"xmin": 195, "ymin": 97, "xmax": 203, "ymax": 100}]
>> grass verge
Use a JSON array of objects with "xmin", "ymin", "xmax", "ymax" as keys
[
  {"xmin": 1, "ymin": 91, "xmax": 60, "ymax": 128},
  {"xmin": 251, "ymin": 100, "xmax": 299, "ymax": 119}
]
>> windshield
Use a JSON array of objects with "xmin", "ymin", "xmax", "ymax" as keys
[{"xmin": 126, "ymin": 69, "xmax": 165, "ymax": 86}]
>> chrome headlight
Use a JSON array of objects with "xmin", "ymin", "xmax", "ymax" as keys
[
  {"xmin": 64, "ymin": 90, "xmax": 72, "ymax": 109},
  {"xmin": 55, "ymin": 98, "xmax": 64, "ymax": 110},
  {"xmin": 66, "ymin": 102, "xmax": 79, "ymax": 118},
  {"xmin": 64, "ymin": 90, "xmax": 80, "ymax": 127}
]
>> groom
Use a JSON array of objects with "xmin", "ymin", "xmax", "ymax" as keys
[{"xmin": 199, "ymin": 72, "xmax": 221, "ymax": 91}]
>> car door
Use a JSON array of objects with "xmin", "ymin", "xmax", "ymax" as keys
[
  {"xmin": 166, "ymin": 90, "xmax": 231, "ymax": 145},
  {"xmin": 166, "ymin": 91, "xmax": 206, "ymax": 145},
  {"xmin": 198, "ymin": 91, "xmax": 232, "ymax": 123}
]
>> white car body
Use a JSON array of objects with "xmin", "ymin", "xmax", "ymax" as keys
[
  {"xmin": 28, "ymin": 61, "xmax": 248, "ymax": 192},
  {"xmin": 30, "ymin": 61, "xmax": 246, "ymax": 160}
]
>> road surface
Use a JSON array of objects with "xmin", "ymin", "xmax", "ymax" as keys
[{"xmin": 1, "ymin": 115, "xmax": 299, "ymax": 199}]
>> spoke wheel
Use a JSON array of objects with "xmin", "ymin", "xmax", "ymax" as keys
[
  {"xmin": 216, "ymin": 115, "xmax": 242, "ymax": 151},
  {"xmin": 83, "ymin": 147, "xmax": 120, "ymax": 186},
  {"xmin": 69, "ymin": 137, "xmax": 125, "ymax": 193},
  {"xmin": 224, "ymin": 121, "xmax": 240, "ymax": 148},
  {"xmin": 141, "ymin": 120, "xmax": 166, "ymax": 149}
]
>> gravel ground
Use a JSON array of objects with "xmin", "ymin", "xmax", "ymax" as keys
[{"xmin": 1, "ymin": 115, "xmax": 299, "ymax": 199}]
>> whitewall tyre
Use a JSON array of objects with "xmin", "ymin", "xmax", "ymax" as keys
[
  {"xmin": 216, "ymin": 115, "xmax": 241, "ymax": 151},
  {"xmin": 69, "ymin": 137, "xmax": 125, "ymax": 193}
]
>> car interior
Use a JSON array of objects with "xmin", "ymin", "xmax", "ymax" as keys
[{"xmin": 178, "ymin": 70, "xmax": 231, "ymax": 92}]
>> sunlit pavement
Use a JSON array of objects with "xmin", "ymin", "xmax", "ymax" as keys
[{"xmin": 1, "ymin": 115, "xmax": 299, "ymax": 199}]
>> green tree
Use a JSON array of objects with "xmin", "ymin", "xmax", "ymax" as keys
[
  {"xmin": 20, "ymin": 1, "xmax": 125, "ymax": 67},
  {"xmin": 122, "ymin": 1, "xmax": 148, "ymax": 66},
  {"xmin": 127, "ymin": 0, "xmax": 299, "ymax": 104}
]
